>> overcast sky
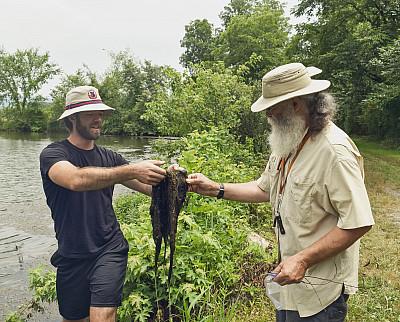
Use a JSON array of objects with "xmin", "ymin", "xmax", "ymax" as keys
[{"xmin": 0, "ymin": 0, "xmax": 300, "ymax": 96}]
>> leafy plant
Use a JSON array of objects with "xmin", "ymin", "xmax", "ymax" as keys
[
  {"xmin": 4, "ymin": 266, "xmax": 56, "ymax": 322},
  {"xmin": 142, "ymin": 64, "xmax": 254, "ymax": 138},
  {"xmin": 115, "ymin": 127, "xmax": 274, "ymax": 321}
]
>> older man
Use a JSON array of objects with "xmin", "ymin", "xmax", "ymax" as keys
[
  {"xmin": 186, "ymin": 63, "xmax": 374, "ymax": 321},
  {"xmin": 40, "ymin": 86, "xmax": 166, "ymax": 322}
]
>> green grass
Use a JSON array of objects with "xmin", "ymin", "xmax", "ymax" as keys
[
  {"xmin": 355, "ymin": 137, "xmax": 400, "ymax": 188},
  {"xmin": 346, "ymin": 138, "xmax": 400, "ymax": 322}
]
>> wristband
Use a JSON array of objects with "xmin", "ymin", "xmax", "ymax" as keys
[{"xmin": 216, "ymin": 183, "xmax": 224, "ymax": 199}]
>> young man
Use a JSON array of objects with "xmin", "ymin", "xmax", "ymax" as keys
[
  {"xmin": 187, "ymin": 63, "xmax": 374, "ymax": 321},
  {"xmin": 40, "ymin": 86, "xmax": 166, "ymax": 322}
]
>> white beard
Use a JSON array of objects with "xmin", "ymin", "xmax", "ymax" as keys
[{"xmin": 267, "ymin": 105, "xmax": 307, "ymax": 158}]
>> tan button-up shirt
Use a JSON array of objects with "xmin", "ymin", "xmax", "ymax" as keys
[{"xmin": 257, "ymin": 121, "xmax": 374, "ymax": 317}]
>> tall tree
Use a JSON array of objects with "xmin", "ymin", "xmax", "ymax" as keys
[
  {"xmin": 180, "ymin": 0, "xmax": 289, "ymax": 82},
  {"xmin": 180, "ymin": 19, "xmax": 217, "ymax": 69},
  {"xmin": 219, "ymin": 0, "xmax": 282, "ymax": 27},
  {"xmin": 219, "ymin": 1, "xmax": 289, "ymax": 82},
  {"xmin": 0, "ymin": 48, "xmax": 59, "ymax": 110}
]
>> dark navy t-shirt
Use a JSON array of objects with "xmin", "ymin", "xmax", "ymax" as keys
[{"xmin": 39, "ymin": 139, "xmax": 128, "ymax": 258}]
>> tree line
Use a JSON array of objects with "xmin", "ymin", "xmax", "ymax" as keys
[{"xmin": 0, "ymin": 0, "xmax": 399, "ymax": 145}]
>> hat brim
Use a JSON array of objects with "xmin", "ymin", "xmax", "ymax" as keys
[
  {"xmin": 58, "ymin": 103, "xmax": 115, "ymax": 120},
  {"xmin": 251, "ymin": 79, "xmax": 331, "ymax": 112}
]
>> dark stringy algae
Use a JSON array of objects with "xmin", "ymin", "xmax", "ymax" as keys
[{"xmin": 150, "ymin": 168, "xmax": 188, "ymax": 285}]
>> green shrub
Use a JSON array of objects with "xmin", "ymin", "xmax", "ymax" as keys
[{"xmin": 115, "ymin": 127, "xmax": 274, "ymax": 320}]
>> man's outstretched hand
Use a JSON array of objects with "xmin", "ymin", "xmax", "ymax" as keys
[{"xmin": 186, "ymin": 173, "xmax": 219, "ymax": 197}]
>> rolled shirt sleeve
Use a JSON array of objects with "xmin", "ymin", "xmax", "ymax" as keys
[{"xmin": 257, "ymin": 171, "xmax": 270, "ymax": 192}]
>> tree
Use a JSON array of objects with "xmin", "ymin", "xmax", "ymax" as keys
[
  {"xmin": 180, "ymin": 0, "xmax": 289, "ymax": 82},
  {"xmin": 142, "ymin": 63, "xmax": 254, "ymax": 137},
  {"xmin": 361, "ymin": 37, "xmax": 400, "ymax": 140},
  {"xmin": 99, "ymin": 50, "xmax": 170, "ymax": 135},
  {"xmin": 218, "ymin": 1, "xmax": 289, "ymax": 82},
  {"xmin": 180, "ymin": 19, "xmax": 217, "ymax": 69},
  {"xmin": 0, "ymin": 48, "xmax": 59, "ymax": 110},
  {"xmin": 289, "ymin": 0, "xmax": 400, "ymax": 135},
  {"xmin": 219, "ymin": 0, "xmax": 282, "ymax": 27}
]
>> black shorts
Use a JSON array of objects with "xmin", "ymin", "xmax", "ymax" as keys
[{"xmin": 50, "ymin": 237, "xmax": 129, "ymax": 320}]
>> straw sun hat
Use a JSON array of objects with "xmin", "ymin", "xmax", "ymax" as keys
[
  {"xmin": 251, "ymin": 63, "xmax": 331, "ymax": 112},
  {"xmin": 58, "ymin": 86, "xmax": 114, "ymax": 120}
]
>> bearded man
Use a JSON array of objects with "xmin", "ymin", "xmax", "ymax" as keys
[
  {"xmin": 40, "ymin": 86, "xmax": 167, "ymax": 322},
  {"xmin": 186, "ymin": 63, "xmax": 374, "ymax": 322}
]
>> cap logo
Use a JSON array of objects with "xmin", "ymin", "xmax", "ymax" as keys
[{"xmin": 88, "ymin": 90, "xmax": 97, "ymax": 99}]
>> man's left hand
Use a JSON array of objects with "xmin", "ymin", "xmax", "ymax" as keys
[{"xmin": 272, "ymin": 254, "xmax": 309, "ymax": 286}]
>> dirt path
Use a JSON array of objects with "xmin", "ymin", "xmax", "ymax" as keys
[{"xmin": 384, "ymin": 187, "xmax": 400, "ymax": 225}]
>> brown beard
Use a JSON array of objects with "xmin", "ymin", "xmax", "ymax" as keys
[
  {"xmin": 76, "ymin": 114, "xmax": 101, "ymax": 141},
  {"xmin": 267, "ymin": 105, "xmax": 306, "ymax": 157}
]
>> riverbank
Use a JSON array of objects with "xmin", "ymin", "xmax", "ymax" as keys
[{"xmin": 2, "ymin": 135, "xmax": 399, "ymax": 321}]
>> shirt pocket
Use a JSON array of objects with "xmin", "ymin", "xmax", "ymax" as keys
[{"xmin": 288, "ymin": 176, "xmax": 315, "ymax": 223}]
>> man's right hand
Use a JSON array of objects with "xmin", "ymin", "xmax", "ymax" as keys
[
  {"xmin": 132, "ymin": 160, "xmax": 166, "ymax": 186},
  {"xmin": 186, "ymin": 175, "xmax": 269, "ymax": 203},
  {"xmin": 186, "ymin": 173, "xmax": 219, "ymax": 197}
]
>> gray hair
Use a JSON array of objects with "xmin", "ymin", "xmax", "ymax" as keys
[{"xmin": 301, "ymin": 91, "xmax": 336, "ymax": 136}]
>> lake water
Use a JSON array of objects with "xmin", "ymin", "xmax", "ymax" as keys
[{"xmin": 0, "ymin": 131, "xmax": 156, "ymax": 320}]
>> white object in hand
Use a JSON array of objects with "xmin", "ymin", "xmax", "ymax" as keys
[{"xmin": 264, "ymin": 273, "xmax": 283, "ymax": 310}]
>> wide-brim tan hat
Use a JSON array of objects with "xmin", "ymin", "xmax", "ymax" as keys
[
  {"xmin": 251, "ymin": 63, "xmax": 331, "ymax": 112},
  {"xmin": 58, "ymin": 85, "xmax": 114, "ymax": 120}
]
